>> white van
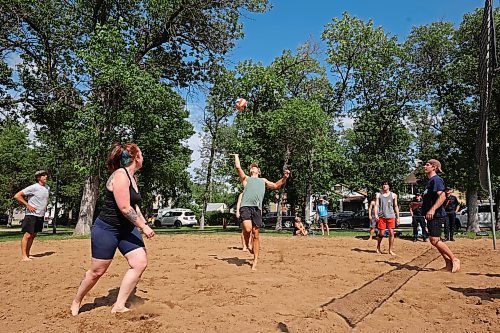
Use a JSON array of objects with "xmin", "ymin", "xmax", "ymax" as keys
[
  {"xmin": 155, "ymin": 208, "xmax": 197, "ymax": 227},
  {"xmin": 458, "ymin": 204, "xmax": 497, "ymax": 229}
]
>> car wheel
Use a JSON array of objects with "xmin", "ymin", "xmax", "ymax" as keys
[
  {"xmin": 154, "ymin": 220, "xmax": 161, "ymax": 228},
  {"xmin": 283, "ymin": 220, "xmax": 293, "ymax": 228},
  {"xmin": 340, "ymin": 221, "xmax": 350, "ymax": 230},
  {"xmin": 174, "ymin": 220, "xmax": 182, "ymax": 228}
]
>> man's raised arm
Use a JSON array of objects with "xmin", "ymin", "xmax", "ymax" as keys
[
  {"xmin": 232, "ymin": 154, "xmax": 247, "ymax": 184},
  {"xmin": 265, "ymin": 170, "xmax": 290, "ymax": 190}
]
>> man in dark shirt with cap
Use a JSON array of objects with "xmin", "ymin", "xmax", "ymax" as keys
[
  {"xmin": 409, "ymin": 193, "xmax": 427, "ymax": 242},
  {"xmin": 422, "ymin": 159, "xmax": 460, "ymax": 273},
  {"xmin": 444, "ymin": 187, "xmax": 460, "ymax": 241}
]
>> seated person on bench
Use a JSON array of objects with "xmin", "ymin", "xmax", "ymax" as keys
[{"xmin": 293, "ymin": 216, "xmax": 308, "ymax": 236}]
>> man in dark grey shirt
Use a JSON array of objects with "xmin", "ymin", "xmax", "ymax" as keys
[{"xmin": 14, "ymin": 170, "xmax": 50, "ymax": 261}]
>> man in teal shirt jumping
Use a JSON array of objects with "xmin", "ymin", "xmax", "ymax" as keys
[{"xmin": 233, "ymin": 154, "xmax": 290, "ymax": 270}]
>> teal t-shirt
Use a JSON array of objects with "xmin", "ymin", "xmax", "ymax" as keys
[{"xmin": 241, "ymin": 177, "xmax": 265, "ymax": 209}]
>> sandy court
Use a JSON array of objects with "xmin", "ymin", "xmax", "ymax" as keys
[{"xmin": 0, "ymin": 234, "xmax": 499, "ymax": 333}]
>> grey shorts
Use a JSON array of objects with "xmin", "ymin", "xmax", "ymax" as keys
[
  {"xmin": 319, "ymin": 216, "xmax": 328, "ymax": 225},
  {"xmin": 370, "ymin": 218, "xmax": 377, "ymax": 228}
]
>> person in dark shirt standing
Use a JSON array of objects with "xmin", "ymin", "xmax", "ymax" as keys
[
  {"xmin": 422, "ymin": 159, "xmax": 460, "ymax": 273},
  {"xmin": 444, "ymin": 187, "xmax": 460, "ymax": 241},
  {"xmin": 409, "ymin": 193, "xmax": 427, "ymax": 242}
]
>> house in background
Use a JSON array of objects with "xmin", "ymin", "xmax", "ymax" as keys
[
  {"xmin": 333, "ymin": 184, "xmax": 368, "ymax": 212},
  {"xmin": 206, "ymin": 203, "xmax": 227, "ymax": 213}
]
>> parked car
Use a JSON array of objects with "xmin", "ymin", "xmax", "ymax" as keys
[
  {"xmin": 261, "ymin": 212, "xmax": 297, "ymax": 229},
  {"xmin": 0, "ymin": 214, "xmax": 8, "ymax": 225},
  {"xmin": 335, "ymin": 211, "xmax": 369, "ymax": 229},
  {"xmin": 328, "ymin": 211, "xmax": 355, "ymax": 226},
  {"xmin": 458, "ymin": 203, "xmax": 496, "ymax": 229},
  {"xmin": 155, "ymin": 208, "xmax": 197, "ymax": 227},
  {"xmin": 398, "ymin": 212, "xmax": 413, "ymax": 227}
]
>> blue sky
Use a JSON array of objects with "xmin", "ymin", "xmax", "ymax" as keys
[
  {"xmin": 228, "ymin": 0, "xmax": 482, "ymax": 66},
  {"xmin": 187, "ymin": 0, "xmax": 484, "ymax": 172}
]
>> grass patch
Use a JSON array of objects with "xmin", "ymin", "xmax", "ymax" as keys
[{"xmin": 0, "ymin": 225, "xmax": 496, "ymax": 242}]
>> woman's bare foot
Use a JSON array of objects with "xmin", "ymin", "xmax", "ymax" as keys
[
  {"xmin": 70, "ymin": 300, "xmax": 81, "ymax": 316},
  {"xmin": 111, "ymin": 305, "xmax": 130, "ymax": 314},
  {"xmin": 251, "ymin": 261, "xmax": 258, "ymax": 271},
  {"xmin": 451, "ymin": 258, "xmax": 461, "ymax": 273},
  {"xmin": 21, "ymin": 257, "xmax": 32, "ymax": 262},
  {"xmin": 376, "ymin": 248, "xmax": 382, "ymax": 254},
  {"xmin": 389, "ymin": 251, "xmax": 396, "ymax": 256}
]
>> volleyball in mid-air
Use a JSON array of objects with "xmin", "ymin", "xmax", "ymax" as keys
[{"xmin": 235, "ymin": 98, "xmax": 248, "ymax": 111}]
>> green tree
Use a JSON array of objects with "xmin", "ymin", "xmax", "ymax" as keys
[
  {"xmin": 406, "ymin": 10, "xmax": 500, "ymax": 231},
  {"xmin": 0, "ymin": 118, "xmax": 36, "ymax": 224},
  {"xmin": 1, "ymin": 0, "xmax": 270, "ymax": 234},
  {"xmin": 323, "ymin": 13, "xmax": 414, "ymax": 194}
]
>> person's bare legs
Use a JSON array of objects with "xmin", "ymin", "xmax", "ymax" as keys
[
  {"xmin": 71, "ymin": 258, "xmax": 112, "ymax": 315},
  {"xmin": 251, "ymin": 226, "xmax": 260, "ymax": 270},
  {"xmin": 320, "ymin": 223, "xmax": 325, "ymax": 236},
  {"xmin": 368, "ymin": 227, "xmax": 374, "ymax": 241},
  {"xmin": 242, "ymin": 220, "xmax": 253, "ymax": 253},
  {"xmin": 111, "ymin": 248, "xmax": 148, "ymax": 313},
  {"xmin": 325, "ymin": 223, "xmax": 330, "ymax": 236},
  {"xmin": 21, "ymin": 232, "xmax": 36, "ymax": 261},
  {"xmin": 388, "ymin": 229, "xmax": 396, "ymax": 256},
  {"xmin": 241, "ymin": 231, "xmax": 247, "ymax": 251},
  {"xmin": 376, "ymin": 229, "xmax": 384, "ymax": 254},
  {"xmin": 429, "ymin": 236, "xmax": 460, "ymax": 272}
]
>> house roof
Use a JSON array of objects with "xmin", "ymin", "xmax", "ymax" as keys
[{"xmin": 206, "ymin": 203, "xmax": 227, "ymax": 211}]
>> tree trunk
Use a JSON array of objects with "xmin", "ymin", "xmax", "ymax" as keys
[
  {"xmin": 495, "ymin": 189, "xmax": 500, "ymax": 231},
  {"xmin": 74, "ymin": 174, "xmax": 100, "ymax": 235},
  {"xmin": 466, "ymin": 187, "xmax": 480, "ymax": 233},
  {"xmin": 304, "ymin": 150, "xmax": 314, "ymax": 223},
  {"xmin": 7, "ymin": 206, "xmax": 14, "ymax": 227},
  {"xmin": 276, "ymin": 145, "xmax": 291, "ymax": 231},
  {"xmin": 201, "ymin": 131, "xmax": 217, "ymax": 231}
]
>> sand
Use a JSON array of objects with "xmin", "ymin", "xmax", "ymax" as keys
[{"xmin": 0, "ymin": 234, "xmax": 499, "ymax": 332}]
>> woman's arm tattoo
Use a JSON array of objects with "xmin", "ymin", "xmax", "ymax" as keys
[{"xmin": 124, "ymin": 208, "xmax": 138, "ymax": 224}]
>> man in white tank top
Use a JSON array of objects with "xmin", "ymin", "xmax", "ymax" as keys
[{"xmin": 374, "ymin": 181, "xmax": 400, "ymax": 255}]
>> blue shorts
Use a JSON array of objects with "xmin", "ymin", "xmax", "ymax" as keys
[{"xmin": 91, "ymin": 218, "xmax": 145, "ymax": 260}]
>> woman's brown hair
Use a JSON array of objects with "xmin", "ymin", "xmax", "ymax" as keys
[{"xmin": 106, "ymin": 143, "xmax": 140, "ymax": 172}]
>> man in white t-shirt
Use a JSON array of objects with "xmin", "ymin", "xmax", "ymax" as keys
[{"xmin": 14, "ymin": 170, "xmax": 50, "ymax": 261}]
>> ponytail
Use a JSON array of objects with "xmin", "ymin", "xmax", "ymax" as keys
[{"xmin": 106, "ymin": 143, "xmax": 140, "ymax": 172}]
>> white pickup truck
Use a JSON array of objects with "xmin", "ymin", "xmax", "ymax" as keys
[{"xmin": 457, "ymin": 203, "xmax": 497, "ymax": 229}]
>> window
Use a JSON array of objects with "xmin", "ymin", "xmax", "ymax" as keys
[
  {"xmin": 172, "ymin": 212, "xmax": 182, "ymax": 216},
  {"xmin": 478, "ymin": 205, "xmax": 495, "ymax": 213},
  {"xmin": 185, "ymin": 212, "xmax": 195, "ymax": 216}
]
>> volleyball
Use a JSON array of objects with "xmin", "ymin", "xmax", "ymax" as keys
[{"xmin": 235, "ymin": 98, "xmax": 248, "ymax": 111}]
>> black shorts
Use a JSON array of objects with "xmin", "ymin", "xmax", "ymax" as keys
[
  {"xmin": 22, "ymin": 215, "xmax": 44, "ymax": 234},
  {"xmin": 427, "ymin": 217, "xmax": 446, "ymax": 237},
  {"xmin": 239, "ymin": 206, "xmax": 263, "ymax": 228},
  {"xmin": 319, "ymin": 216, "xmax": 328, "ymax": 225}
]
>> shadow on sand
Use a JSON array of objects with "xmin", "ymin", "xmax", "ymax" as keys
[
  {"xmin": 31, "ymin": 251, "xmax": 55, "ymax": 258},
  {"xmin": 448, "ymin": 287, "xmax": 500, "ymax": 301},
  {"xmin": 79, "ymin": 287, "xmax": 148, "ymax": 314}
]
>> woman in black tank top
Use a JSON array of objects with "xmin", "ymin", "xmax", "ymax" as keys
[{"xmin": 72, "ymin": 143, "xmax": 155, "ymax": 316}]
